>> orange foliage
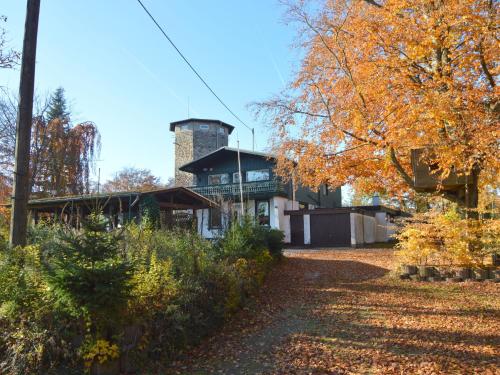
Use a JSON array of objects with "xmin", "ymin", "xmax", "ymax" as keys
[
  {"xmin": 30, "ymin": 117, "xmax": 100, "ymax": 196},
  {"xmin": 257, "ymin": 0, "xmax": 498, "ymax": 202}
]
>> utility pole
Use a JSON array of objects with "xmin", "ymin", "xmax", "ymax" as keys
[{"xmin": 9, "ymin": 0, "xmax": 41, "ymax": 247}]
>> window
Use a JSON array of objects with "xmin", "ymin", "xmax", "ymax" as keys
[
  {"xmin": 233, "ymin": 172, "xmax": 242, "ymax": 183},
  {"xmin": 208, "ymin": 173, "xmax": 229, "ymax": 185},
  {"xmin": 256, "ymin": 200, "xmax": 270, "ymax": 226},
  {"xmin": 246, "ymin": 169, "xmax": 270, "ymax": 182},
  {"xmin": 218, "ymin": 127, "xmax": 225, "ymax": 135},
  {"xmin": 200, "ymin": 124, "xmax": 209, "ymax": 130},
  {"xmin": 209, "ymin": 208, "xmax": 222, "ymax": 229}
]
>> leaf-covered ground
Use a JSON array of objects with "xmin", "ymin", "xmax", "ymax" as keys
[{"xmin": 167, "ymin": 249, "xmax": 500, "ymax": 374}]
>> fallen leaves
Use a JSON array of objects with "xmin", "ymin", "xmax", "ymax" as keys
[{"xmin": 167, "ymin": 249, "xmax": 500, "ymax": 374}]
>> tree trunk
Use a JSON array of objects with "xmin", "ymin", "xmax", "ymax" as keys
[{"xmin": 463, "ymin": 167, "xmax": 480, "ymax": 219}]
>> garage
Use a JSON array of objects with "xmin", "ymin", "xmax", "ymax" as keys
[
  {"xmin": 310, "ymin": 213, "xmax": 350, "ymax": 247},
  {"xmin": 284, "ymin": 206, "xmax": 404, "ymax": 247}
]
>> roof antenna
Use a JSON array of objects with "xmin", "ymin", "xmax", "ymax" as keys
[{"xmin": 187, "ymin": 96, "xmax": 190, "ymax": 118}]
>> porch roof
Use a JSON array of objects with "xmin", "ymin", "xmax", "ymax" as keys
[{"xmin": 1, "ymin": 187, "xmax": 217, "ymax": 212}]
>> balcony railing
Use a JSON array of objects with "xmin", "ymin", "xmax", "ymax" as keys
[{"xmin": 190, "ymin": 180, "xmax": 287, "ymax": 197}]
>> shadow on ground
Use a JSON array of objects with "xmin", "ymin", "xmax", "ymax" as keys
[{"xmin": 168, "ymin": 250, "xmax": 500, "ymax": 375}]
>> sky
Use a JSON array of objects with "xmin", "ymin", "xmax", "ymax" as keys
[{"xmin": 1, "ymin": 0, "xmax": 301, "ymax": 184}]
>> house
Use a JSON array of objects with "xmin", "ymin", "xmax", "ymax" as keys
[
  {"xmin": 178, "ymin": 146, "xmax": 341, "ymax": 240},
  {"xmin": 170, "ymin": 119, "xmax": 410, "ymax": 246},
  {"xmin": 170, "ymin": 118, "xmax": 341, "ymax": 242}
]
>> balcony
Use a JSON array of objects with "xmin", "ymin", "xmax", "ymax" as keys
[{"xmin": 190, "ymin": 180, "xmax": 287, "ymax": 198}]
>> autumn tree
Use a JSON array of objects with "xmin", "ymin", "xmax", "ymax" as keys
[
  {"xmin": 256, "ymin": 0, "xmax": 498, "ymax": 211},
  {"xmin": 102, "ymin": 167, "xmax": 164, "ymax": 192},
  {"xmin": 0, "ymin": 88, "xmax": 100, "ymax": 198}
]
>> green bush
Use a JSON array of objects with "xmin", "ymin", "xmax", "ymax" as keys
[
  {"xmin": 0, "ymin": 214, "xmax": 282, "ymax": 374},
  {"xmin": 43, "ymin": 212, "xmax": 133, "ymax": 332},
  {"xmin": 264, "ymin": 228, "xmax": 285, "ymax": 258},
  {"xmin": 0, "ymin": 245, "xmax": 77, "ymax": 374},
  {"xmin": 216, "ymin": 216, "xmax": 284, "ymax": 261}
]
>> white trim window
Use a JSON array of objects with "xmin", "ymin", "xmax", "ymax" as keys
[
  {"xmin": 208, "ymin": 173, "xmax": 229, "ymax": 185},
  {"xmin": 246, "ymin": 169, "xmax": 270, "ymax": 182}
]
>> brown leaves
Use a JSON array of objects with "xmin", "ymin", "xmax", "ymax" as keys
[{"xmin": 167, "ymin": 249, "xmax": 500, "ymax": 374}]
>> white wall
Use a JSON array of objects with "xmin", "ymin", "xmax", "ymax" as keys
[
  {"xmin": 196, "ymin": 202, "xmax": 231, "ymax": 239},
  {"xmin": 350, "ymin": 213, "xmax": 364, "ymax": 246},
  {"xmin": 197, "ymin": 198, "xmax": 296, "ymax": 240},
  {"xmin": 363, "ymin": 215, "xmax": 376, "ymax": 244},
  {"xmin": 197, "ymin": 208, "xmax": 212, "ymax": 238},
  {"xmin": 375, "ymin": 212, "xmax": 388, "ymax": 242},
  {"xmin": 303, "ymin": 214, "xmax": 311, "ymax": 245},
  {"xmin": 271, "ymin": 197, "xmax": 290, "ymax": 242}
]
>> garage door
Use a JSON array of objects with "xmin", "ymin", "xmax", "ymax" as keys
[
  {"xmin": 290, "ymin": 215, "xmax": 304, "ymax": 245},
  {"xmin": 310, "ymin": 213, "xmax": 350, "ymax": 247}
]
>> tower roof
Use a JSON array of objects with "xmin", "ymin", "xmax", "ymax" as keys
[{"xmin": 169, "ymin": 118, "xmax": 235, "ymax": 134}]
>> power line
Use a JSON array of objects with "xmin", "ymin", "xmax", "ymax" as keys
[{"xmin": 135, "ymin": 0, "xmax": 255, "ymax": 149}]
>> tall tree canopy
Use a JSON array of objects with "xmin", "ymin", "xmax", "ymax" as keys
[
  {"xmin": 102, "ymin": 167, "xmax": 164, "ymax": 193},
  {"xmin": 0, "ymin": 88, "xmax": 100, "ymax": 199},
  {"xmin": 257, "ymin": 0, "xmax": 498, "ymax": 208}
]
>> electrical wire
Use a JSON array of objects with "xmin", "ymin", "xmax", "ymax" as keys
[{"xmin": 136, "ymin": 0, "xmax": 255, "ymax": 141}]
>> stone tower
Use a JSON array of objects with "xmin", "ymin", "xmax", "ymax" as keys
[{"xmin": 170, "ymin": 118, "xmax": 235, "ymax": 186}]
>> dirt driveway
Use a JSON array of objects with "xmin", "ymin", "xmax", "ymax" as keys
[{"xmin": 168, "ymin": 249, "xmax": 500, "ymax": 374}]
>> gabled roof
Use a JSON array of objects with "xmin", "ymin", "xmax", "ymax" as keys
[
  {"xmin": 169, "ymin": 118, "xmax": 235, "ymax": 134},
  {"xmin": 179, "ymin": 146, "xmax": 276, "ymax": 173}
]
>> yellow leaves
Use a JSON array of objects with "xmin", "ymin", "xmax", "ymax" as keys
[
  {"xmin": 261, "ymin": 0, "xmax": 498, "ymax": 199},
  {"xmin": 82, "ymin": 339, "xmax": 119, "ymax": 367},
  {"xmin": 396, "ymin": 208, "xmax": 499, "ymax": 267}
]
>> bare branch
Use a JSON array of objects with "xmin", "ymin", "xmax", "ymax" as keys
[
  {"xmin": 478, "ymin": 41, "xmax": 496, "ymax": 88},
  {"xmin": 362, "ymin": 0, "xmax": 383, "ymax": 8},
  {"xmin": 389, "ymin": 147, "xmax": 415, "ymax": 188}
]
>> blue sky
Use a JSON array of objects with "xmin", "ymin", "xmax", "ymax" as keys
[{"xmin": 1, "ymin": 0, "xmax": 300, "ymax": 183}]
